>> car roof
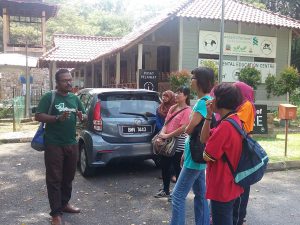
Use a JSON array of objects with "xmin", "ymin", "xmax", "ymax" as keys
[{"xmin": 78, "ymin": 88, "xmax": 159, "ymax": 95}]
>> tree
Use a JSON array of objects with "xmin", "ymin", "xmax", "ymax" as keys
[
  {"xmin": 265, "ymin": 66, "xmax": 300, "ymax": 104},
  {"xmin": 200, "ymin": 60, "xmax": 219, "ymax": 82},
  {"xmin": 238, "ymin": 67, "xmax": 261, "ymax": 90}
]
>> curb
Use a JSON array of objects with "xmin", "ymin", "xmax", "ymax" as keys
[
  {"xmin": 1, "ymin": 138, "xmax": 300, "ymax": 172},
  {"xmin": 267, "ymin": 161, "xmax": 300, "ymax": 172},
  {"xmin": 0, "ymin": 137, "xmax": 32, "ymax": 144}
]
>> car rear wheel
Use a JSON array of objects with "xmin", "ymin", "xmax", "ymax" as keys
[{"xmin": 79, "ymin": 143, "xmax": 95, "ymax": 177}]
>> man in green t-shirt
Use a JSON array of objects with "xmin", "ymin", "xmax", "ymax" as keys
[{"xmin": 35, "ymin": 69, "xmax": 86, "ymax": 225}]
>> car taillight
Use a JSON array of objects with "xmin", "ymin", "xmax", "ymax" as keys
[{"xmin": 93, "ymin": 100, "xmax": 103, "ymax": 131}]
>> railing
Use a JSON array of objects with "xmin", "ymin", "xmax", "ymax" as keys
[{"xmin": 12, "ymin": 88, "xmax": 45, "ymax": 107}]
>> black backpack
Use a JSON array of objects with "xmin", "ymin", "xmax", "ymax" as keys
[{"xmin": 189, "ymin": 98, "xmax": 216, "ymax": 163}]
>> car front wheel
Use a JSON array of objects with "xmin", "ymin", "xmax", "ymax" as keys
[{"xmin": 79, "ymin": 143, "xmax": 95, "ymax": 177}]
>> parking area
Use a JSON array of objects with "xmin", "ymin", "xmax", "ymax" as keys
[{"xmin": 0, "ymin": 143, "xmax": 300, "ymax": 225}]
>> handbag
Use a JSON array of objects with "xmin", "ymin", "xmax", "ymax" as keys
[
  {"xmin": 152, "ymin": 107, "xmax": 188, "ymax": 157},
  {"xmin": 31, "ymin": 91, "xmax": 56, "ymax": 151}
]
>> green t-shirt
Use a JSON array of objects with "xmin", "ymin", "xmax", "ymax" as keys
[
  {"xmin": 183, "ymin": 95, "xmax": 212, "ymax": 170},
  {"xmin": 36, "ymin": 91, "xmax": 85, "ymax": 146}
]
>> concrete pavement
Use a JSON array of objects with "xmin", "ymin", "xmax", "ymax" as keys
[
  {"xmin": 0, "ymin": 143, "xmax": 299, "ymax": 225},
  {"xmin": 1, "ymin": 130, "xmax": 300, "ymax": 171}
]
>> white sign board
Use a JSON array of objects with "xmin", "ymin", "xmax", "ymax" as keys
[
  {"xmin": 198, "ymin": 59, "xmax": 276, "ymax": 83},
  {"xmin": 199, "ymin": 31, "xmax": 277, "ymax": 58}
]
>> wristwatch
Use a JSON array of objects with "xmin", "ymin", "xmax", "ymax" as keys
[{"xmin": 55, "ymin": 115, "xmax": 60, "ymax": 122}]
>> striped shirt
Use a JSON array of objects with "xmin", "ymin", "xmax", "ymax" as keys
[{"xmin": 176, "ymin": 133, "xmax": 188, "ymax": 152}]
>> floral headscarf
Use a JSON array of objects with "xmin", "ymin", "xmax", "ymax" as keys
[{"xmin": 157, "ymin": 90, "xmax": 176, "ymax": 118}]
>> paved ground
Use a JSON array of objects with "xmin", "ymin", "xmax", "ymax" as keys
[{"xmin": 0, "ymin": 143, "xmax": 300, "ymax": 225}]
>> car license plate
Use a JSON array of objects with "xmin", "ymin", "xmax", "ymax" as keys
[{"xmin": 122, "ymin": 125, "xmax": 152, "ymax": 134}]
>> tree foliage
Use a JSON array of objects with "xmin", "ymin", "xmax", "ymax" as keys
[
  {"xmin": 0, "ymin": 0, "xmax": 177, "ymax": 50},
  {"xmin": 265, "ymin": 66, "xmax": 300, "ymax": 104},
  {"xmin": 238, "ymin": 66, "xmax": 261, "ymax": 90},
  {"xmin": 200, "ymin": 60, "xmax": 219, "ymax": 82}
]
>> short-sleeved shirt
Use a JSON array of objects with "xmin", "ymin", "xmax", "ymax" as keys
[
  {"xmin": 36, "ymin": 91, "xmax": 85, "ymax": 146},
  {"xmin": 204, "ymin": 114, "xmax": 244, "ymax": 202},
  {"xmin": 183, "ymin": 95, "xmax": 212, "ymax": 170},
  {"xmin": 164, "ymin": 105, "xmax": 192, "ymax": 134},
  {"xmin": 237, "ymin": 100, "xmax": 255, "ymax": 133}
]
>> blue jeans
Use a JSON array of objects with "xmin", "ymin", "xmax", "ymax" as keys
[
  {"xmin": 170, "ymin": 167, "xmax": 209, "ymax": 225},
  {"xmin": 211, "ymin": 199, "xmax": 235, "ymax": 225}
]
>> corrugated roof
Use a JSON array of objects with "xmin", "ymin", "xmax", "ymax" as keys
[
  {"xmin": 38, "ymin": 34, "xmax": 121, "ymax": 67},
  {"xmin": 0, "ymin": 53, "xmax": 38, "ymax": 67},
  {"xmin": 90, "ymin": 0, "xmax": 300, "ymax": 61},
  {"xmin": 39, "ymin": 0, "xmax": 300, "ymax": 66},
  {"xmin": 0, "ymin": 0, "xmax": 58, "ymax": 20},
  {"xmin": 177, "ymin": 0, "xmax": 300, "ymax": 29}
]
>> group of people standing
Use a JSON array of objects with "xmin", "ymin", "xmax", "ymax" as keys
[
  {"xmin": 154, "ymin": 66, "xmax": 256, "ymax": 225},
  {"xmin": 36, "ymin": 67, "xmax": 255, "ymax": 225}
]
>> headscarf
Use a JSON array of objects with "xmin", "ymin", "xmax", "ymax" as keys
[
  {"xmin": 157, "ymin": 90, "xmax": 175, "ymax": 118},
  {"xmin": 234, "ymin": 81, "xmax": 256, "ymax": 115}
]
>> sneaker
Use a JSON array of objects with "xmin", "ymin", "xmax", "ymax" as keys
[{"xmin": 154, "ymin": 189, "xmax": 170, "ymax": 198}]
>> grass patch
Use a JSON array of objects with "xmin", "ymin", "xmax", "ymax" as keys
[{"xmin": 256, "ymin": 133, "xmax": 300, "ymax": 162}]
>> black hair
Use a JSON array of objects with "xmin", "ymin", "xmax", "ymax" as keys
[
  {"xmin": 213, "ymin": 83, "xmax": 243, "ymax": 110},
  {"xmin": 191, "ymin": 67, "xmax": 215, "ymax": 93},
  {"xmin": 55, "ymin": 68, "xmax": 70, "ymax": 81},
  {"xmin": 176, "ymin": 86, "xmax": 190, "ymax": 106}
]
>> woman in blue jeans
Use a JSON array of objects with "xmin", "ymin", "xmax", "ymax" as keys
[{"xmin": 170, "ymin": 67, "xmax": 215, "ymax": 225}]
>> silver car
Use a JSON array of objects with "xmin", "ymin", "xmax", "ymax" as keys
[{"xmin": 76, "ymin": 88, "xmax": 160, "ymax": 177}]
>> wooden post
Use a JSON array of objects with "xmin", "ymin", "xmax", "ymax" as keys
[
  {"xmin": 2, "ymin": 8, "xmax": 9, "ymax": 52},
  {"xmin": 102, "ymin": 59, "xmax": 105, "ymax": 87},
  {"xmin": 116, "ymin": 53, "xmax": 120, "ymax": 87},
  {"xmin": 91, "ymin": 63, "xmax": 95, "ymax": 88},
  {"xmin": 41, "ymin": 11, "xmax": 46, "ymax": 53},
  {"xmin": 136, "ymin": 44, "xmax": 143, "ymax": 89},
  {"xmin": 12, "ymin": 87, "xmax": 16, "ymax": 132},
  {"xmin": 84, "ymin": 66, "xmax": 87, "ymax": 88},
  {"xmin": 284, "ymin": 119, "xmax": 288, "ymax": 157}
]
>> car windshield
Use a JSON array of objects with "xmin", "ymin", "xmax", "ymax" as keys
[{"xmin": 99, "ymin": 93, "xmax": 160, "ymax": 118}]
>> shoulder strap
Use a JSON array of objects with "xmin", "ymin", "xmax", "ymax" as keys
[
  {"xmin": 222, "ymin": 117, "xmax": 246, "ymax": 176},
  {"xmin": 225, "ymin": 118, "xmax": 247, "ymax": 138},
  {"xmin": 47, "ymin": 90, "xmax": 56, "ymax": 115},
  {"xmin": 164, "ymin": 107, "xmax": 189, "ymax": 126}
]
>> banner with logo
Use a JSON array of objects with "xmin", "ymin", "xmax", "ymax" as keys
[
  {"xmin": 198, "ymin": 59, "xmax": 276, "ymax": 83},
  {"xmin": 199, "ymin": 31, "xmax": 277, "ymax": 58}
]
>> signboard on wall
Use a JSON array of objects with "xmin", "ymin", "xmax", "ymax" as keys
[
  {"xmin": 139, "ymin": 70, "xmax": 158, "ymax": 91},
  {"xmin": 199, "ymin": 31, "xmax": 277, "ymax": 58},
  {"xmin": 253, "ymin": 104, "xmax": 268, "ymax": 134},
  {"xmin": 198, "ymin": 59, "xmax": 276, "ymax": 83}
]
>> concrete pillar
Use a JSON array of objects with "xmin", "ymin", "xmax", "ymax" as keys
[
  {"xmin": 136, "ymin": 44, "xmax": 143, "ymax": 89},
  {"xmin": 91, "ymin": 63, "xmax": 95, "ymax": 88},
  {"xmin": 84, "ymin": 66, "xmax": 87, "ymax": 88},
  {"xmin": 116, "ymin": 53, "xmax": 120, "ymax": 87},
  {"xmin": 178, "ymin": 17, "xmax": 183, "ymax": 71},
  {"xmin": 2, "ymin": 8, "xmax": 9, "ymax": 53},
  {"xmin": 101, "ymin": 59, "xmax": 106, "ymax": 87},
  {"xmin": 41, "ymin": 11, "xmax": 46, "ymax": 53},
  {"xmin": 49, "ymin": 61, "xmax": 57, "ymax": 90}
]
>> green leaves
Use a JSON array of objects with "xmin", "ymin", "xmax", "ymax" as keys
[
  {"xmin": 169, "ymin": 70, "xmax": 191, "ymax": 92},
  {"xmin": 264, "ymin": 66, "xmax": 300, "ymax": 104},
  {"xmin": 238, "ymin": 66, "xmax": 261, "ymax": 90}
]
